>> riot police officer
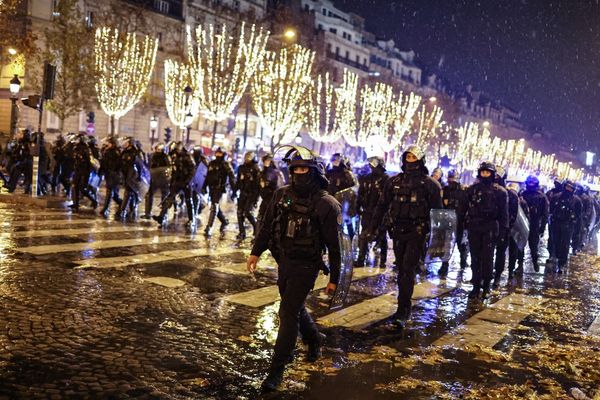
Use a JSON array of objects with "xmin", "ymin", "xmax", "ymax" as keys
[
  {"xmin": 246, "ymin": 146, "xmax": 341, "ymax": 392},
  {"xmin": 190, "ymin": 146, "xmax": 209, "ymax": 220},
  {"xmin": 508, "ymin": 184, "xmax": 529, "ymax": 277},
  {"xmin": 492, "ymin": 166, "xmax": 519, "ymax": 287},
  {"xmin": 576, "ymin": 186, "xmax": 594, "ymax": 250},
  {"xmin": 153, "ymin": 142, "xmax": 196, "ymax": 228},
  {"xmin": 257, "ymin": 153, "xmax": 285, "ymax": 232},
  {"xmin": 370, "ymin": 145, "xmax": 442, "ymax": 326},
  {"xmin": 521, "ymin": 175, "xmax": 549, "ymax": 272},
  {"xmin": 116, "ymin": 137, "xmax": 146, "ymax": 220},
  {"xmin": 355, "ymin": 156, "xmax": 389, "ymax": 268},
  {"xmin": 70, "ymin": 134, "xmax": 97, "ymax": 211},
  {"xmin": 143, "ymin": 144, "xmax": 171, "ymax": 219},
  {"xmin": 50, "ymin": 135, "xmax": 69, "ymax": 195},
  {"xmin": 203, "ymin": 147, "xmax": 235, "ymax": 236},
  {"xmin": 234, "ymin": 151, "xmax": 261, "ymax": 239},
  {"xmin": 465, "ymin": 162, "xmax": 508, "ymax": 299},
  {"xmin": 549, "ymin": 180, "xmax": 582, "ymax": 273},
  {"xmin": 7, "ymin": 130, "xmax": 33, "ymax": 194},
  {"xmin": 326, "ymin": 153, "xmax": 357, "ymax": 195},
  {"xmin": 99, "ymin": 136, "xmax": 123, "ymax": 217},
  {"xmin": 438, "ymin": 169, "xmax": 468, "ymax": 276}
]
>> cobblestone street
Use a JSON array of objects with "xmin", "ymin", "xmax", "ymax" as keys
[{"xmin": 0, "ymin": 202, "xmax": 599, "ymax": 399}]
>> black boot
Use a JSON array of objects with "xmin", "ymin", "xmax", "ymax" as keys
[
  {"xmin": 438, "ymin": 262, "xmax": 449, "ymax": 277},
  {"xmin": 261, "ymin": 366, "xmax": 285, "ymax": 393},
  {"xmin": 468, "ymin": 285, "xmax": 481, "ymax": 299},
  {"xmin": 481, "ymin": 281, "xmax": 491, "ymax": 299},
  {"xmin": 392, "ymin": 305, "xmax": 412, "ymax": 328},
  {"xmin": 248, "ymin": 214, "xmax": 257, "ymax": 236},
  {"xmin": 306, "ymin": 332, "xmax": 326, "ymax": 362},
  {"xmin": 204, "ymin": 207, "xmax": 217, "ymax": 236}
]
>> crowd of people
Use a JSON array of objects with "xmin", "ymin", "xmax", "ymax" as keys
[{"xmin": 1, "ymin": 132, "xmax": 597, "ymax": 392}]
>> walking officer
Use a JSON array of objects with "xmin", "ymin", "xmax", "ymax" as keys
[
  {"xmin": 246, "ymin": 146, "xmax": 342, "ymax": 392},
  {"xmin": 355, "ymin": 156, "xmax": 389, "ymax": 268},
  {"xmin": 492, "ymin": 166, "xmax": 519, "ymax": 287},
  {"xmin": 70, "ymin": 134, "xmax": 97, "ymax": 211},
  {"xmin": 153, "ymin": 142, "xmax": 196, "ymax": 228},
  {"xmin": 521, "ymin": 175, "xmax": 549, "ymax": 271},
  {"xmin": 233, "ymin": 151, "xmax": 261, "ymax": 239},
  {"xmin": 438, "ymin": 169, "xmax": 468, "ymax": 276},
  {"xmin": 143, "ymin": 144, "xmax": 171, "ymax": 219},
  {"xmin": 99, "ymin": 136, "xmax": 123, "ymax": 217},
  {"xmin": 203, "ymin": 147, "xmax": 235, "ymax": 236},
  {"xmin": 369, "ymin": 145, "xmax": 442, "ymax": 326},
  {"xmin": 549, "ymin": 180, "xmax": 582, "ymax": 273},
  {"xmin": 464, "ymin": 162, "xmax": 508, "ymax": 299}
]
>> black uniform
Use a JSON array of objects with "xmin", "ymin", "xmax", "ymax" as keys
[
  {"xmin": 326, "ymin": 165, "xmax": 358, "ymax": 238},
  {"xmin": 577, "ymin": 190, "xmax": 594, "ymax": 250},
  {"xmin": 521, "ymin": 189, "xmax": 549, "ymax": 270},
  {"xmin": 549, "ymin": 187, "xmax": 582, "ymax": 272},
  {"xmin": 51, "ymin": 137, "xmax": 70, "ymax": 195},
  {"xmin": 99, "ymin": 144, "xmax": 123, "ymax": 216},
  {"xmin": 154, "ymin": 149, "xmax": 196, "ymax": 225},
  {"xmin": 494, "ymin": 186, "xmax": 519, "ymax": 283},
  {"xmin": 203, "ymin": 156, "xmax": 235, "ymax": 235},
  {"xmin": 252, "ymin": 186, "xmax": 341, "ymax": 380},
  {"xmin": 144, "ymin": 150, "xmax": 171, "ymax": 218},
  {"xmin": 7, "ymin": 135, "xmax": 33, "ymax": 194},
  {"xmin": 191, "ymin": 149, "xmax": 209, "ymax": 218},
  {"xmin": 326, "ymin": 165, "xmax": 357, "ymax": 195},
  {"xmin": 71, "ymin": 139, "xmax": 97, "ymax": 210},
  {"xmin": 465, "ymin": 177, "xmax": 509, "ymax": 297},
  {"xmin": 116, "ymin": 145, "xmax": 146, "ymax": 220},
  {"xmin": 355, "ymin": 165, "xmax": 389, "ymax": 268},
  {"xmin": 440, "ymin": 180, "xmax": 468, "ymax": 272},
  {"xmin": 546, "ymin": 182, "xmax": 562, "ymax": 259},
  {"xmin": 371, "ymin": 159, "xmax": 442, "ymax": 320},
  {"xmin": 234, "ymin": 160, "xmax": 261, "ymax": 238}
]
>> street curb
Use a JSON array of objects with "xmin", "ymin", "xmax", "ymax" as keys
[{"xmin": 0, "ymin": 193, "xmax": 72, "ymax": 209}]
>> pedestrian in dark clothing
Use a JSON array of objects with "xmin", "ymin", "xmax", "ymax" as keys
[
  {"xmin": 521, "ymin": 175, "xmax": 549, "ymax": 272},
  {"xmin": 69, "ymin": 134, "xmax": 97, "ymax": 211},
  {"xmin": 203, "ymin": 147, "xmax": 235, "ymax": 236},
  {"xmin": 257, "ymin": 153, "xmax": 285, "ymax": 232},
  {"xmin": 247, "ymin": 145, "xmax": 341, "ymax": 393},
  {"xmin": 549, "ymin": 180, "xmax": 582, "ymax": 273},
  {"xmin": 465, "ymin": 162, "xmax": 509, "ymax": 299},
  {"xmin": 143, "ymin": 143, "xmax": 171, "ymax": 219},
  {"xmin": 507, "ymin": 183, "xmax": 529, "ymax": 277},
  {"xmin": 233, "ymin": 151, "xmax": 261, "ymax": 239},
  {"xmin": 492, "ymin": 166, "xmax": 519, "ymax": 286},
  {"xmin": 438, "ymin": 169, "xmax": 468, "ymax": 275},
  {"xmin": 370, "ymin": 145, "xmax": 442, "ymax": 326},
  {"xmin": 99, "ymin": 136, "xmax": 123, "ymax": 217}
]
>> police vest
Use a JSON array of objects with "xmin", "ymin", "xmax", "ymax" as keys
[
  {"xmin": 389, "ymin": 174, "xmax": 429, "ymax": 224},
  {"xmin": 271, "ymin": 188, "xmax": 326, "ymax": 265},
  {"xmin": 552, "ymin": 195, "xmax": 576, "ymax": 224},
  {"xmin": 468, "ymin": 183, "xmax": 501, "ymax": 221}
]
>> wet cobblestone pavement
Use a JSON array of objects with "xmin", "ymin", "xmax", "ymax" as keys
[{"xmin": 0, "ymin": 201, "xmax": 599, "ymax": 399}]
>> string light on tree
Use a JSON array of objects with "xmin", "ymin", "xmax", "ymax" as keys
[
  {"xmin": 251, "ymin": 45, "xmax": 315, "ymax": 150},
  {"xmin": 414, "ymin": 103, "xmax": 444, "ymax": 148},
  {"xmin": 306, "ymin": 72, "xmax": 348, "ymax": 144},
  {"xmin": 186, "ymin": 22, "xmax": 269, "ymax": 144},
  {"xmin": 164, "ymin": 59, "xmax": 200, "ymax": 137},
  {"xmin": 94, "ymin": 27, "xmax": 158, "ymax": 135},
  {"xmin": 390, "ymin": 91, "xmax": 422, "ymax": 148}
]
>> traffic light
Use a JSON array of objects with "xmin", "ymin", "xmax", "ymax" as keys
[
  {"xmin": 22, "ymin": 95, "xmax": 42, "ymax": 110},
  {"xmin": 42, "ymin": 63, "xmax": 56, "ymax": 100}
]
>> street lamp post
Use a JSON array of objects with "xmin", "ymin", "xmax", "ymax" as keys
[
  {"xmin": 183, "ymin": 85, "xmax": 192, "ymax": 143},
  {"xmin": 9, "ymin": 74, "xmax": 21, "ymax": 140},
  {"xmin": 184, "ymin": 111, "xmax": 193, "ymax": 145},
  {"xmin": 150, "ymin": 114, "xmax": 158, "ymax": 147}
]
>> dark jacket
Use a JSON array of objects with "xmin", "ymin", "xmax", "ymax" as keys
[
  {"xmin": 326, "ymin": 166, "xmax": 357, "ymax": 195},
  {"xmin": 235, "ymin": 161, "xmax": 261, "ymax": 200},
  {"xmin": 521, "ymin": 189, "xmax": 549, "ymax": 232},
  {"xmin": 465, "ymin": 182, "xmax": 509, "ymax": 234},
  {"xmin": 204, "ymin": 158, "xmax": 235, "ymax": 194},
  {"xmin": 357, "ymin": 167, "xmax": 388, "ymax": 216}
]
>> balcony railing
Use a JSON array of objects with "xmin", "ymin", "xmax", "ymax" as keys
[{"xmin": 326, "ymin": 52, "xmax": 369, "ymax": 72}]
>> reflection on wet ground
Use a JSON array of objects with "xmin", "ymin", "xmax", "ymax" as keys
[{"xmin": 0, "ymin": 203, "xmax": 598, "ymax": 399}]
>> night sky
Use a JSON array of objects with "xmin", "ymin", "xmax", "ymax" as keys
[{"xmin": 338, "ymin": 0, "xmax": 600, "ymax": 151}]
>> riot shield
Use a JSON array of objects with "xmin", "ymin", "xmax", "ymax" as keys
[
  {"xmin": 335, "ymin": 187, "xmax": 358, "ymax": 218},
  {"xmin": 588, "ymin": 205, "xmax": 597, "ymax": 235},
  {"xmin": 88, "ymin": 170, "xmax": 102, "ymax": 193},
  {"xmin": 150, "ymin": 166, "xmax": 171, "ymax": 191},
  {"xmin": 425, "ymin": 209, "xmax": 457, "ymax": 263},
  {"xmin": 511, "ymin": 204, "xmax": 530, "ymax": 250},
  {"xmin": 329, "ymin": 231, "xmax": 354, "ymax": 310},
  {"xmin": 189, "ymin": 162, "xmax": 208, "ymax": 194},
  {"xmin": 127, "ymin": 164, "xmax": 150, "ymax": 199}
]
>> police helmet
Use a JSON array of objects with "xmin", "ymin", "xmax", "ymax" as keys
[
  {"xmin": 402, "ymin": 145, "xmax": 426, "ymax": 163},
  {"xmin": 278, "ymin": 145, "xmax": 328, "ymax": 187},
  {"xmin": 214, "ymin": 147, "xmax": 226, "ymax": 157},
  {"xmin": 478, "ymin": 161, "xmax": 496, "ymax": 174},
  {"xmin": 563, "ymin": 180, "xmax": 576, "ymax": 192},
  {"xmin": 244, "ymin": 151, "xmax": 257, "ymax": 164},
  {"xmin": 262, "ymin": 152, "xmax": 274, "ymax": 162},
  {"xmin": 367, "ymin": 156, "xmax": 386, "ymax": 170},
  {"xmin": 525, "ymin": 175, "xmax": 539, "ymax": 188},
  {"xmin": 447, "ymin": 169, "xmax": 459, "ymax": 180}
]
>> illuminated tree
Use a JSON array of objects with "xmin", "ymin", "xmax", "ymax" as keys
[
  {"xmin": 414, "ymin": 103, "xmax": 444, "ymax": 148},
  {"xmin": 94, "ymin": 27, "xmax": 158, "ymax": 135},
  {"xmin": 251, "ymin": 45, "xmax": 314, "ymax": 150},
  {"xmin": 164, "ymin": 59, "xmax": 199, "ymax": 136},
  {"xmin": 186, "ymin": 22, "xmax": 269, "ymax": 146}
]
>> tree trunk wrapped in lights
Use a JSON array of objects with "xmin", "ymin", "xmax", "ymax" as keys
[
  {"xmin": 164, "ymin": 59, "xmax": 200, "ymax": 138},
  {"xmin": 356, "ymin": 83, "xmax": 395, "ymax": 147},
  {"xmin": 251, "ymin": 45, "xmax": 314, "ymax": 150},
  {"xmin": 414, "ymin": 103, "xmax": 444, "ymax": 149},
  {"xmin": 94, "ymin": 27, "xmax": 158, "ymax": 135},
  {"xmin": 186, "ymin": 22, "xmax": 269, "ymax": 146}
]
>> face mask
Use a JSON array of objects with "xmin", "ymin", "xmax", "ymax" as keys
[
  {"xmin": 215, "ymin": 155, "xmax": 224, "ymax": 161},
  {"xmin": 404, "ymin": 160, "xmax": 420, "ymax": 172},
  {"xmin": 478, "ymin": 173, "xmax": 494, "ymax": 185},
  {"xmin": 291, "ymin": 172, "xmax": 314, "ymax": 197}
]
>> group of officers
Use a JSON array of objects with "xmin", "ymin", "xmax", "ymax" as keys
[{"xmin": 2, "ymin": 133, "xmax": 596, "ymax": 392}]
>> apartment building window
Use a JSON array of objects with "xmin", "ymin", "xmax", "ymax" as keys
[
  {"xmin": 322, "ymin": 8, "xmax": 326, "ymax": 15},
  {"xmin": 348, "ymin": 34, "xmax": 352, "ymax": 42},
  {"xmin": 364, "ymin": 58, "xmax": 367, "ymax": 65},
  {"xmin": 327, "ymin": 43, "xmax": 332, "ymax": 53},
  {"xmin": 318, "ymin": 24, "xmax": 323, "ymax": 31},
  {"xmin": 85, "ymin": 10, "xmax": 94, "ymax": 28},
  {"xmin": 304, "ymin": 4, "xmax": 309, "ymax": 11},
  {"xmin": 329, "ymin": 28, "xmax": 337, "ymax": 34},
  {"xmin": 233, "ymin": 0, "xmax": 240, "ymax": 11},
  {"xmin": 154, "ymin": 0, "xmax": 170, "ymax": 14},
  {"xmin": 342, "ymin": 32, "xmax": 346, "ymax": 39},
  {"xmin": 335, "ymin": 47, "xmax": 339, "ymax": 56},
  {"xmin": 345, "ymin": 50, "xmax": 349, "ymax": 59},
  {"xmin": 356, "ymin": 55, "xmax": 360, "ymax": 63}
]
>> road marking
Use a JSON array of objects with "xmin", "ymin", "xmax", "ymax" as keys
[
  {"xmin": 10, "ymin": 211, "xmax": 74, "ymax": 216},
  {"xmin": 7, "ymin": 225, "xmax": 152, "ymax": 238},
  {"xmin": 433, "ymin": 293, "xmax": 547, "ymax": 348},
  {"xmin": 6, "ymin": 219, "xmax": 100, "ymax": 228},
  {"xmin": 143, "ymin": 277, "xmax": 186, "ymax": 288},
  {"xmin": 16, "ymin": 235, "xmax": 193, "ymax": 255},
  {"xmin": 317, "ymin": 280, "xmax": 457, "ymax": 330},
  {"xmin": 74, "ymin": 247, "xmax": 236, "ymax": 269},
  {"xmin": 223, "ymin": 267, "xmax": 386, "ymax": 308},
  {"xmin": 588, "ymin": 314, "xmax": 600, "ymax": 336}
]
